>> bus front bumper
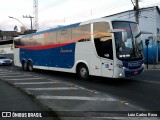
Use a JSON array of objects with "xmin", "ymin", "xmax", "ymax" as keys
[
  {"xmin": 113, "ymin": 66, "xmax": 144, "ymax": 78},
  {"xmin": 124, "ymin": 67, "xmax": 144, "ymax": 77}
]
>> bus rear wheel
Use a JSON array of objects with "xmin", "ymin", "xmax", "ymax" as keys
[
  {"xmin": 77, "ymin": 64, "xmax": 89, "ymax": 80},
  {"xmin": 28, "ymin": 61, "xmax": 33, "ymax": 72},
  {"xmin": 22, "ymin": 61, "xmax": 28, "ymax": 71}
]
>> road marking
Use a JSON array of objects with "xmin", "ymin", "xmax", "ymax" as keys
[
  {"xmin": 26, "ymin": 87, "xmax": 78, "ymax": 91},
  {"xmin": 0, "ymin": 72, "xmax": 16, "ymax": 74},
  {"xmin": 0, "ymin": 75, "xmax": 33, "ymax": 77},
  {"xmin": 139, "ymin": 79, "xmax": 160, "ymax": 84},
  {"xmin": 6, "ymin": 78, "xmax": 42, "ymax": 80},
  {"xmin": 37, "ymin": 95, "xmax": 116, "ymax": 101},
  {"xmin": 0, "ymin": 71, "xmax": 17, "ymax": 73},
  {"xmin": 0, "ymin": 73, "xmax": 16, "ymax": 75},
  {"xmin": 0, "ymin": 73, "xmax": 28, "ymax": 76},
  {"xmin": 0, "ymin": 71, "xmax": 13, "ymax": 72},
  {"xmin": 14, "ymin": 82, "xmax": 58, "ymax": 85}
]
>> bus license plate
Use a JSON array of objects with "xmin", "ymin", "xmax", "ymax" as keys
[{"xmin": 134, "ymin": 70, "xmax": 138, "ymax": 75}]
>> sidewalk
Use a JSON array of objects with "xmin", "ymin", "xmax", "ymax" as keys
[{"xmin": 144, "ymin": 63, "xmax": 160, "ymax": 70}]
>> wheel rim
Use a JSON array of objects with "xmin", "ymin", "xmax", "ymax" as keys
[
  {"xmin": 29, "ymin": 65, "xmax": 32, "ymax": 71},
  {"xmin": 28, "ymin": 62, "xmax": 33, "ymax": 71},
  {"xmin": 23, "ymin": 62, "xmax": 27, "ymax": 70},
  {"xmin": 80, "ymin": 67, "xmax": 87, "ymax": 78}
]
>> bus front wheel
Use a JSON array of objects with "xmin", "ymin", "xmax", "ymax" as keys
[{"xmin": 77, "ymin": 64, "xmax": 89, "ymax": 80}]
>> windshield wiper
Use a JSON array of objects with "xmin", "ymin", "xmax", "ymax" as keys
[{"xmin": 135, "ymin": 31, "xmax": 141, "ymax": 38}]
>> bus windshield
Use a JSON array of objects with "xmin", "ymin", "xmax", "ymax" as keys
[{"xmin": 112, "ymin": 21, "xmax": 143, "ymax": 61}]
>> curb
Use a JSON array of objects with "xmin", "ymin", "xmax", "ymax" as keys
[{"xmin": 1, "ymin": 79, "xmax": 61, "ymax": 120}]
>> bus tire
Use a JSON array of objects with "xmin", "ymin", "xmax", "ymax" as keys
[
  {"xmin": 77, "ymin": 64, "xmax": 89, "ymax": 80},
  {"xmin": 22, "ymin": 61, "xmax": 28, "ymax": 71},
  {"xmin": 28, "ymin": 61, "xmax": 33, "ymax": 72}
]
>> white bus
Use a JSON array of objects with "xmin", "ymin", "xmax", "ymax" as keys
[{"xmin": 14, "ymin": 18, "xmax": 144, "ymax": 80}]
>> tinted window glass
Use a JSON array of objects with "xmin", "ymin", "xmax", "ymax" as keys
[{"xmin": 93, "ymin": 22, "xmax": 113, "ymax": 59}]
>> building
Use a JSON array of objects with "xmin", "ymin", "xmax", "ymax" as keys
[
  {"xmin": 0, "ymin": 30, "xmax": 18, "ymax": 54},
  {"xmin": 0, "ymin": 28, "xmax": 36, "ymax": 54},
  {"xmin": 105, "ymin": 6, "xmax": 160, "ymax": 64},
  {"xmin": 0, "ymin": 31, "xmax": 18, "ymax": 41}
]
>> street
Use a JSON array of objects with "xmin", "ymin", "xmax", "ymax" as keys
[
  {"xmin": 0, "ymin": 75, "xmax": 56, "ymax": 120},
  {"xmin": 0, "ymin": 65, "xmax": 160, "ymax": 120}
]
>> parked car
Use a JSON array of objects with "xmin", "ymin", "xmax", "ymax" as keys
[{"xmin": 0, "ymin": 55, "xmax": 13, "ymax": 66}]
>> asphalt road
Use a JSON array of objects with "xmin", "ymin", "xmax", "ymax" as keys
[
  {"xmin": 0, "ymin": 75, "xmax": 57, "ymax": 120},
  {"xmin": 1, "ymin": 65, "xmax": 160, "ymax": 112}
]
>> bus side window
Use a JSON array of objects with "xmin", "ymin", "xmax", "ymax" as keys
[
  {"xmin": 72, "ymin": 24, "xmax": 90, "ymax": 42},
  {"xmin": 94, "ymin": 38, "xmax": 103, "ymax": 57},
  {"xmin": 45, "ymin": 32, "xmax": 57, "ymax": 45}
]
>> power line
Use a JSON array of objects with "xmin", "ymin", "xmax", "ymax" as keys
[
  {"xmin": 42, "ymin": 0, "xmax": 136, "ymax": 28},
  {"xmin": 131, "ymin": 0, "xmax": 135, "ymax": 6},
  {"xmin": 23, "ymin": 15, "xmax": 34, "ymax": 30},
  {"xmin": 140, "ymin": 0, "xmax": 160, "ymax": 7},
  {"xmin": 1, "ymin": 0, "xmax": 160, "ymax": 30},
  {"xmin": 64, "ymin": 0, "xmax": 131, "ymax": 22},
  {"xmin": 39, "ymin": 0, "xmax": 69, "ymax": 13}
]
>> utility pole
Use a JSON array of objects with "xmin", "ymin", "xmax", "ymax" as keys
[
  {"xmin": 135, "ymin": 0, "xmax": 139, "ymax": 24},
  {"xmin": 23, "ymin": 15, "xmax": 34, "ymax": 30},
  {"xmin": 33, "ymin": 0, "xmax": 39, "ymax": 30},
  {"xmin": 9, "ymin": 16, "xmax": 27, "ymax": 29}
]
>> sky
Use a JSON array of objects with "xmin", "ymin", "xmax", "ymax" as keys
[{"xmin": 0, "ymin": 0, "xmax": 160, "ymax": 31}]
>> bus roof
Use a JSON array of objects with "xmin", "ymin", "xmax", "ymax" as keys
[
  {"xmin": 21, "ymin": 22, "xmax": 80, "ymax": 38},
  {"xmin": 19, "ymin": 17, "xmax": 136, "ymax": 38}
]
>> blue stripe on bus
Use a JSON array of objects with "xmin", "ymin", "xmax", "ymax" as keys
[{"xmin": 20, "ymin": 43, "xmax": 76, "ymax": 68}]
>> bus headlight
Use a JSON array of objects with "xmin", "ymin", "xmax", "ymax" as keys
[
  {"xmin": 119, "ymin": 73, "xmax": 123, "ymax": 77},
  {"xmin": 142, "ymin": 63, "xmax": 145, "ymax": 67},
  {"xmin": 116, "ymin": 64, "xmax": 127, "ymax": 70}
]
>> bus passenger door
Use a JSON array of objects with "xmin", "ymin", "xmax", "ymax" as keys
[
  {"xmin": 93, "ymin": 32, "xmax": 114, "ymax": 78},
  {"xmin": 100, "ymin": 39, "xmax": 114, "ymax": 78}
]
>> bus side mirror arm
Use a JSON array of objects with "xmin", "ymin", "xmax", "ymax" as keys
[{"xmin": 108, "ymin": 29, "xmax": 127, "ymax": 42}]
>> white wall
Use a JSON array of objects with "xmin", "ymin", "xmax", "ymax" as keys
[
  {"xmin": 106, "ymin": 7, "xmax": 160, "ymax": 41},
  {"xmin": 0, "ymin": 44, "xmax": 13, "ymax": 54},
  {"xmin": 106, "ymin": 8, "xmax": 159, "ymax": 31}
]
